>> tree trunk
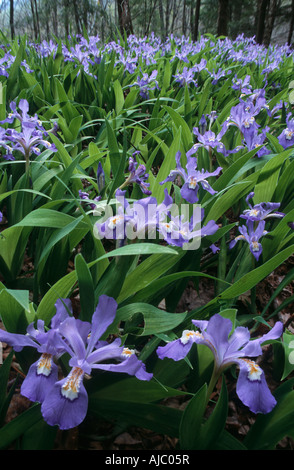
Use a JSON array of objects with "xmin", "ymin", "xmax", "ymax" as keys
[
  {"xmin": 190, "ymin": 1, "xmax": 194, "ymax": 35},
  {"xmin": 30, "ymin": 0, "xmax": 38, "ymax": 40},
  {"xmin": 10, "ymin": 0, "xmax": 15, "ymax": 39},
  {"xmin": 170, "ymin": 0, "xmax": 179, "ymax": 33},
  {"xmin": 217, "ymin": 0, "xmax": 230, "ymax": 37},
  {"xmin": 73, "ymin": 0, "xmax": 81, "ymax": 35},
  {"xmin": 263, "ymin": 0, "xmax": 278, "ymax": 47},
  {"xmin": 145, "ymin": 0, "xmax": 159, "ymax": 37},
  {"xmin": 182, "ymin": 0, "xmax": 187, "ymax": 36},
  {"xmin": 256, "ymin": 0, "xmax": 270, "ymax": 44},
  {"xmin": 64, "ymin": 0, "xmax": 70, "ymax": 37},
  {"xmin": 165, "ymin": 0, "xmax": 170, "ymax": 37},
  {"xmin": 116, "ymin": 0, "xmax": 133, "ymax": 36},
  {"xmin": 158, "ymin": 0, "xmax": 165, "ymax": 40},
  {"xmin": 288, "ymin": 0, "xmax": 294, "ymax": 45},
  {"xmin": 34, "ymin": 0, "xmax": 40, "ymax": 39},
  {"xmin": 193, "ymin": 0, "xmax": 201, "ymax": 41},
  {"xmin": 83, "ymin": 0, "xmax": 89, "ymax": 32}
]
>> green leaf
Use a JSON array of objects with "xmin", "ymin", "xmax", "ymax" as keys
[
  {"xmin": 151, "ymin": 125, "xmax": 182, "ymax": 201},
  {"xmin": 105, "ymin": 119, "xmax": 121, "ymax": 178},
  {"xmin": 206, "ymin": 244, "xmax": 294, "ymax": 306},
  {"xmin": 113, "ymin": 79, "xmax": 125, "ymax": 114},
  {"xmin": 196, "ymin": 376, "xmax": 228, "ymax": 449},
  {"xmin": 36, "ymin": 243, "xmax": 177, "ymax": 324},
  {"xmin": 117, "ymin": 249, "xmax": 183, "ymax": 303},
  {"xmin": 179, "ymin": 383, "xmax": 207, "ymax": 449},
  {"xmin": 88, "ymin": 375, "xmax": 189, "ymax": 404},
  {"xmin": 253, "ymin": 149, "xmax": 292, "ymax": 203},
  {"xmin": 0, "ymin": 288, "xmax": 30, "ymax": 333},
  {"xmin": 0, "ymin": 226, "xmax": 31, "ymax": 281},
  {"xmin": 89, "ymin": 399, "xmax": 182, "ymax": 438},
  {"xmin": 95, "ymin": 242, "xmax": 179, "ymax": 262},
  {"xmin": 130, "ymin": 270, "xmax": 231, "ymax": 304},
  {"xmin": 0, "ymin": 351, "xmax": 14, "ymax": 422},
  {"xmin": 163, "ymin": 106, "xmax": 193, "ymax": 151},
  {"xmin": 19, "ymin": 419, "xmax": 58, "ymax": 450},
  {"xmin": 105, "ymin": 302, "xmax": 187, "ymax": 337},
  {"xmin": 15, "ymin": 208, "xmax": 86, "ymax": 229},
  {"xmin": 0, "ymin": 404, "xmax": 43, "ymax": 450}
]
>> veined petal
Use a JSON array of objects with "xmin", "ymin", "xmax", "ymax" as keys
[
  {"xmin": 87, "ymin": 295, "xmax": 118, "ymax": 354},
  {"xmin": 242, "ymin": 321, "xmax": 283, "ymax": 357},
  {"xmin": 58, "ymin": 317, "xmax": 87, "ymax": 360},
  {"xmin": 0, "ymin": 329, "xmax": 37, "ymax": 352},
  {"xmin": 41, "ymin": 367, "xmax": 88, "ymax": 430},
  {"xmin": 21, "ymin": 354, "xmax": 58, "ymax": 403},
  {"xmin": 225, "ymin": 326, "xmax": 251, "ymax": 359},
  {"xmin": 50, "ymin": 298, "xmax": 72, "ymax": 329},
  {"xmin": 236, "ymin": 359, "xmax": 277, "ymax": 414},
  {"xmin": 203, "ymin": 314, "xmax": 233, "ymax": 364},
  {"xmin": 86, "ymin": 337, "xmax": 123, "ymax": 365},
  {"xmin": 180, "ymin": 182, "xmax": 199, "ymax": 203},
  {"xmin": 156, "ymin": 330, "xmax": 204, "ymax": 361},
  {"xmin": 91, "ymin": 352, "xmax": 152, "ymax": 381}
]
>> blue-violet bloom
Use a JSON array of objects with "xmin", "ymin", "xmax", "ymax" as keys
[
  {"xmin": 229, "ymin": 220, "xmax": 268, "ymax": 261},
  {"xmin": 160, "ymin": 151, "xmax": 222, "ymax": 203},
  {"xmin": 157, "ymin": 313, "xmax": 283, "ymax": 414},
  {"xmin": 40, "ymin": 295, "xmax": 152, "ymax": 429}
]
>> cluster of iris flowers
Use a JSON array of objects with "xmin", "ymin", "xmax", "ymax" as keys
[
  {"xmin": 0, "ymin": 298, "xmax": 284, "ymax": 429},
  {"xmin": 0, "ymin": 33, "xmax": 292, "ymax": 435}
]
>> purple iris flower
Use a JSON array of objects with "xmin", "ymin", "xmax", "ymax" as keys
[
  {"xmin": 0, "ymin": 99, "xmax": 44, "ymax": 129},
  {"xmin": 95, "ymin": 188, "xmax": 168, "ymax": 242},
  {"xmin": 78, "ymin": 190, "xmax": 102, "ymax": 210},
  {"xmin": 95, "ymin": 189, "xmax": 135, "ymax": 240},
  {"xmin": 0, "ymin": 100, "xmax": 57, "ymax": 165},
  {"xmin": 130, "ymin": 70, "xmax": 159, "ymax": 99},
  {"xmin": 240, "ymin": 192, "xmax": 284, "ymax": 222},
  {"xmin": 40, "ymin": 295, "xmax": 152, "ymax": 430},
  {"xmin": 231, "ymin": 74, "xmax": 252, "ymax": 94},
  {"xmin": 210, "ymin": 68, "xmax": 231, "ymax": 85},
  {"xmin": 187, "ymin": 123, "xmax": 229, "ymax": 157},
  {"xmin": 228, "ymin": 101, "xmax": 260, "ymax": 141},
  {"xmin": 191, "ymin": 59, "xmax": 207, "ymax": 73},
  {"xmin": 157, "ymin": 313, "xmax": 283, "ymax": 414},
  {"xmin": 157, "ymin": 208, "xmax": 219, "ymax": 249},
  {"xmin": 0, "ymin": 127, "xmax": 14, "ymax": 160},
  {"xmin": 125, "ymin": 151, "xmax": 152, "ymax": 195},
  {"xmin": 0, "ymin": 299, "xmax": 72, "ymax": 404},
  {"xmin": 7, "ymin": 125, "xmax": 57, "ymax": 158},
  {"xmin": 116, "ymin": 50, "xmax": 137, "ymax": 74},
  {"xmin": 243, "ymin": 126, "xmax": 270, "ymax": 157},
  {"xmin": 173, "ymin": 66, "xmax": 198, "ymax": 87},
  {"xmin": 160, "ymin": 151, "xmax": 222, "ymax": 203},
  {"xmin": 278, "ymin": 114, "xmax": 294, "ymax": 149},
  {"xmin": 229, "ymin": 220, "xmax": 268, "ymax": 261}
]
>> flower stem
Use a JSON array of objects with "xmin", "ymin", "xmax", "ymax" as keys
[
  {"xmin": 25, "ymin": 150, "xmax": 30, "ymax": 176},
  {"xmin": 205, "ymin": 363, "xmax": 221, "ymax": 407},
  {"xmin": 119, "ymin": 176, "xmax": 131, "ymax": 191},
  {"xmin": 208, "ymin": 147, "xmax": 213, "ymax": 173}
]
